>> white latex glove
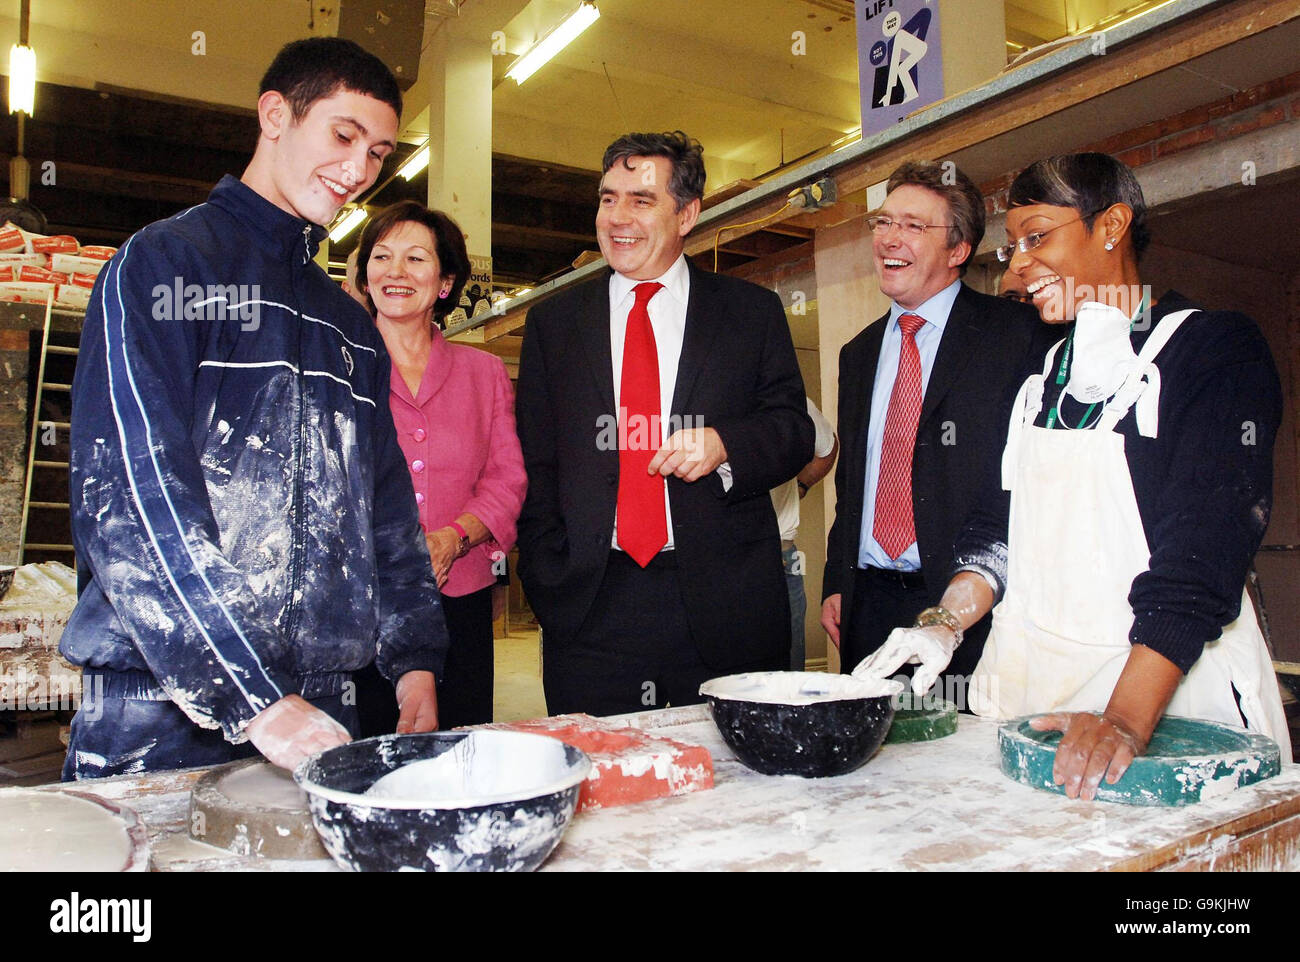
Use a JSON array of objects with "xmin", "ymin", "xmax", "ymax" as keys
[
  {"xmin": 246, "ymin": 694, "xmax": 352, "ymax": 771},
  {"xmin": 851, "ymin": 625, "xmax": 959, "ymax": 697}
]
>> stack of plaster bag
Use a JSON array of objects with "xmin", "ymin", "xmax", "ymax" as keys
[{"xmin": 0, "ymin": 222, "xmax": 117, "ymax": 312}]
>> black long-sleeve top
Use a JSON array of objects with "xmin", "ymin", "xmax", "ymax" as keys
[{"xmin": 952, "ymin": 291, "xmax": 1281, "ymax": 673}]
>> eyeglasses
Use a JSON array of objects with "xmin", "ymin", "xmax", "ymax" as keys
[
  {"xmin": 995, "ymin": 211, "xmax": 1100, "ymax": 263},
  {"xmin": 867, "ymin": 215, "xmax": 951, "ymax": 237}
]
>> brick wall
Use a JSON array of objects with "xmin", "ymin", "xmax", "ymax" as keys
[
  {"xmin": 980, "ymin": 69, "xmax": 1300, "ymax": 212},
  {"xmin": 0, "ymin": 325, "xmax": 30, "ymax": 565}
]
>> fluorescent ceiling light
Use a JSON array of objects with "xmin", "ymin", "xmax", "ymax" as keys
[
  {"xmin": 9, "ymin": 44, "xmax": 35, "ymax": 115},
  {"xmin": 329, "ymin": 206, "xmax": 368, "ymax": 243},
  {"xmin": 505, "ymin": 1, "xmax": 599, "ymax": 85},
  {"xmin": 398, "ymin": 144, "xmax": 431, "ymax": 181}
]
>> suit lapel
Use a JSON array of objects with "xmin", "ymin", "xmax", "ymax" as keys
[
  {"xmin": 578, "ymin": 271, "xmax": 616, "ymax": 413},
  {"xmin": 850, "ymin": 317, "xmax": 886, "ymax": 440},
  {"xmin": 846, "ymin": 316, "xmax": 887, "ymax": 502},
  {"xmin": 920, "ymin": 283, "xmax": 981, "ymax": 428},
  {"xmin": 670, "ymin": 262, "xmax": 724, "ymax": 416}
]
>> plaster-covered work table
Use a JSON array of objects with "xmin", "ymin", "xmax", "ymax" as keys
[{"xmin": 46, "ymin": 705, "xmax": 1300, "ymax": 871}]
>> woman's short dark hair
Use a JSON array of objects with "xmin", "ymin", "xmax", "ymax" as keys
[
  {"xmin": 355, "ymin": 201, "xmax": 471, "ymax": 323},
  {"xmin": 260, "ymin": 37, "xmax": 402, "ymax": 122},
  {"xmin": 886, "ymin": 161, "xmax": 985, "ymax": 274},
  {"xmin": 1008, "ymin": 153, "xmax": 1151, "ymax": 257},
  {"xmin": 602, "ymin": 131, "xmax": 706, "ymax": 211}
]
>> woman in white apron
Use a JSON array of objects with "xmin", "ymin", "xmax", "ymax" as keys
[{"xmin": 857, "ymin": 153, "xmax": 1290, "ymax": 799}]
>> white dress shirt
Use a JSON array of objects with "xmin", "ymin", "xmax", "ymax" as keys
[{"xmin": 857, "ymin": 278, "xmax": 960, "ymax": 571}]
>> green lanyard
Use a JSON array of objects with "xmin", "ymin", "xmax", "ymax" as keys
[{"xmin": 1044, "ymin": 292, "xmax": 1150, "ymax": 430}]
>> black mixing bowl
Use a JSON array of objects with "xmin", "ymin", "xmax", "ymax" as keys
[
  {"xmin": 295, "ymin": 730, "xmax": 589, "ymax": 872},
  {"xmin": 700, "ymin": 671, "xmax": 899, "ymax": 778}
]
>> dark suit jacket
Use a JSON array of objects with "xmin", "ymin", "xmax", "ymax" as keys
[
  {"xmin": 515, "ymin": 260, "xmax": 814, "ymax": 671},
  {"xmin": 822, "ymin": 282, "xmax": 1051, "ymax": 674}
]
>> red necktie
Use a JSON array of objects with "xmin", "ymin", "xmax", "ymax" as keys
[
  {"xmin": 873, "ymin": 312, "xmax": 925, "ymax": 560},
  {"xmin": 617, "ymin": 282, "xmax": 667, "ymax": 567}
]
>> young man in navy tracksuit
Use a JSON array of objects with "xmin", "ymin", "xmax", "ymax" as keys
[{"xmin": 61, "ymin": 38, "xmax": 448, "ymax": 778}]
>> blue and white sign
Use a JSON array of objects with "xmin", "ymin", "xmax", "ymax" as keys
[{"xmin": 856, "ymin": 0, "xmax": 944, "ymax": 136}]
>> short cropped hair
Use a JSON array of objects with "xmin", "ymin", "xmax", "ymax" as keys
[
  {"xmin": 1008, "ymin": 153, "xmax": 1151, "ymax": 257},
  {"xmin": 260, "ymin": 37, "xmax": 402, "ymax": 122},
  {"xmin": 355, "ymin": 201, "xmax": 471, "ymax": 323},
  {"xmin": 602, "ymin": 131, "xmax": 706, "ymax": 210},
  {"xmin": 886, "ymin": 161, "xmax": 986, "ymax": 273}
]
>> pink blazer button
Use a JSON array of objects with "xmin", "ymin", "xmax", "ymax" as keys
[
  {"xmin": 411, "ymin": 459, "xmax": 425, "ymax": 473},
  {"xmin": 414, "ymin": 492, "xmax": 425, "ymax": 505},
  {"xmin": 413, "ymin": 428, "xmax": 427, "ymax": 442}
]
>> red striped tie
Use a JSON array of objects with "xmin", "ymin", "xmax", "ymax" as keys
[
  {"xmin": 617, "ymin": 282, "xmax": 667, "ymax": 567},
  {"xmin": 873, "ymin": 312, "xmax": 925, "ymax": 560}
]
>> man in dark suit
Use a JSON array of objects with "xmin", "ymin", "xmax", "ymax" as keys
[
  {"xmin": 516, "ymin": 130, "xmax": 814, "ymax": 716},
  {"xmin": 820, "ymin": 161, "xmax": 1048, "ymax": 697}
]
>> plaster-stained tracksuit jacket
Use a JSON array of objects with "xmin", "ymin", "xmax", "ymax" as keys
[{"xmin": 61, "ymin": 175, "xmax": 448, "ymax": 742}]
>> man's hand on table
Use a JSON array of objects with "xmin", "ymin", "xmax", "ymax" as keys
[
  {"xmin": 246, "ymin": 694, "xmax": 351, "ymax": 771},
  {"xmin": 396, "ymin": 670, "xmax": 438, "ymax": 734}
]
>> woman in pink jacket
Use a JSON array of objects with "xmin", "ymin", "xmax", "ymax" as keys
[{"xmin": 354, "ymin": 201, "xmax": 527, "ymax": 731}]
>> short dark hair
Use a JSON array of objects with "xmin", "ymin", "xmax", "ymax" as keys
[
  {"xmin": 355, "ymin": 201, "xmax": 471, "ymax": 323},
  {"xmin": 886, "ymin": 161, "xmax": 985, "ymax": 273},
  {"xmin": 1008, "ymin": 152, "xmax": 1151, "ymax": 257},
  {"xmin": 260, "ymin": 37, "xmax": 402, "ymax": 122},
  {"xmin": 602, "ymin": 131, "xmax": 706, "ymax": 210}
]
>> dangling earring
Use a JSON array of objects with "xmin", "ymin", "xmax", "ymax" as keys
[
  {"xmin": 439, "ymin": 288, "xmax": 449, "ymax": 299},
  {"xmin": 1104, "ymin": 239, "xmax": 1115, "ymax": 251}
]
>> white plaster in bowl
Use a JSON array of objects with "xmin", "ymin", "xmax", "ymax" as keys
[
  {"xmin": 699, "ymin": 671, "xmax": 902, "ymax": 706},
  {"xmin": 356, "ymin": 731, "xmax": 588, "ymax": 809}
]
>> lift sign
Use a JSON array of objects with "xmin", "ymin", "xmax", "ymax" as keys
[{"xmin": 856, "ymin": 0, "xmax": 944, "ymax": 136}]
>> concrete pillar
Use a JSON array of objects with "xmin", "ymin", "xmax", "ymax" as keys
[{"xmin": 424, "ymin": 23, "xmax": 494, "ymax": 262}]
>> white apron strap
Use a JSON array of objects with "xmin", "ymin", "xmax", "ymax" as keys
[
  {"xmin": 1095, "ymin": 309, "xmax": 1199, "ymax": 436},
  {"xmin": 1001, "ymin": 338, "xmax": 1063, "ymax": 491}
]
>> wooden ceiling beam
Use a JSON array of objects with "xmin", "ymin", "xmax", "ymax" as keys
[
  {"xmin": 491, "ymin": 222, "xmax": 596, "ymax": 245},
  {"xmin": 1, "ymin": 157, "xmax": 214, "ymax": 207},
  {"xmin": 724, "ymin": 239, "xmax": 817, "ymax": 284},
  {"xmin": 686, "ymin": 1, "xmax": 1300, "ymax": 254}
]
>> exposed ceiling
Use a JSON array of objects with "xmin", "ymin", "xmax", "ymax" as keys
[
  {"xmin": 0, "ymin": 0, "xmax": 1217, "ymax": 286},
  {"xmin": 488, "ymin": 0, "xmax": 861, "ymax": 184}
]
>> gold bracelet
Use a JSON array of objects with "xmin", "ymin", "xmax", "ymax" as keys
[{"xmin": 914, "ymin": 606, "xmax": 963, "ymax": 647}]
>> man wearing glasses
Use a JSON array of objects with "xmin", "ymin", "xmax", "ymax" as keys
[{"xmin": 821, "ymin": 161, "xmax": 1051, "ymax": 699}]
